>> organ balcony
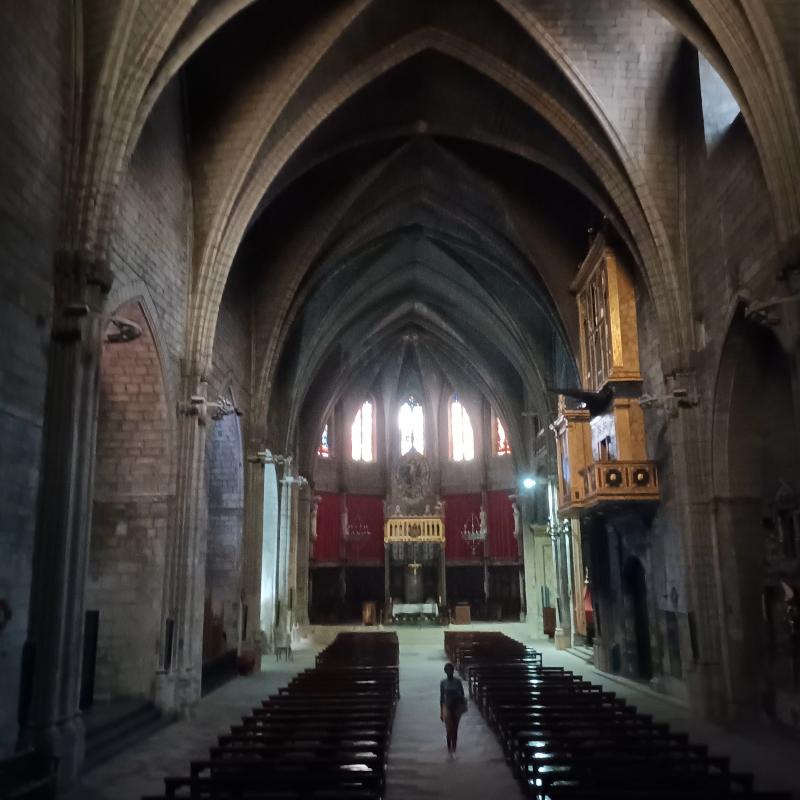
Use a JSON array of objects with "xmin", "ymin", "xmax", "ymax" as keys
[{"xmin": 552, "ymin": 230, "xmax": 660, "ymax": 517}]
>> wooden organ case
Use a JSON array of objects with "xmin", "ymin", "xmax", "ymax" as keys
[{"xmin": 553, "ymin": 233, "xmax": 659, "ymax": 516}]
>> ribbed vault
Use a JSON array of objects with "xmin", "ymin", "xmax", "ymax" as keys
[{"xmin": 68, "ymin": 0, "xmax": 800, "ymax": 461}]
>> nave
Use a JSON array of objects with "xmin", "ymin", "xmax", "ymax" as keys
[{"xmin": 60, "ymin": 629, "xmax": 800, "ymax": 800}]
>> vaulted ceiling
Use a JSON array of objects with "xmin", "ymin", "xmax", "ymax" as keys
[{"xmin": 88, "ymin": 0, "xmax": 800, "ymax": 465}]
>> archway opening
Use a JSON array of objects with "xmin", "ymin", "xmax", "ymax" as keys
[
  {"xmin": 714, "ymin": 312, "xmax": 800, "ymax": 720},
  {"xmin": 622, "ymin": 557, "xmax": 652, "ymax": 681}
]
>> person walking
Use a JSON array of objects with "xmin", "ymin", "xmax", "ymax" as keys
[{"xmin": 440, "ymin": 662, "xmax": 467, "ymax": 754}]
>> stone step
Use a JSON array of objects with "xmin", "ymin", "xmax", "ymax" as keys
[{"xmin": 83, "ymin": 700, "xmax": 175, "ymax": 772}]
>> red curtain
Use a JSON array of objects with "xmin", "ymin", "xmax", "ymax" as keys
[
  {"xmin": 487, "ymin": 490, "xmax": 519, "ymax": 560},
  {"xmin": 313, "ymin": 492, "xmax": 342, "ymax": 562},
  {"xmin": 444, "ymin": 493, "xmax": 483, "ymax": 561},
  {"xmin": 344, "ymin": 495, "xmax": 385, "ymax": 563}
]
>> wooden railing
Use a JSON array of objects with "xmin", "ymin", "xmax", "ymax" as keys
[
  {"xmin": 580, "ymin": 460, "xmax": 659, "ymax": 504},
  {"xmin": 384, "ymin": 516, "xmax": 445, "ymax": 543}
]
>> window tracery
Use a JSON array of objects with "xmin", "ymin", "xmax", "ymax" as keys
[
  {"xmin": 449, "ymin": 395, "xmax": 474, "ymax": 462},
  {"xmin": 496, "ymin": 417, "xmax": 511, "ymax": 456},
  {"xmin": 399, "ymin": 396, "xmax": 424, "ymax": 455},
  {"xmin": 351, "ymin": 401, "xmax": 374, "ymax": 462},
  {"xmin": 317, "ymin": 422, "xmax": 331, "ymax": 458}
]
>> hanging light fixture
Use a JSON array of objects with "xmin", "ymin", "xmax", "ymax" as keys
[{"xmin": 460, "ymin": 511, "xmax": 487, "ymax": 555}]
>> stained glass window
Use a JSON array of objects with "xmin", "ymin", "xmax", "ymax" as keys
[
  {"xmin": 399, "ymin": 396, "xmax": 424, "ymax": 455},
  {"xmin": 496, "ymin": 417, "xmax": 511, "ymax": 456},
  {"xmin": 450, "ymin": 396, "xmax": 475, "ymax": 461},
  {"xmin": 317, "ymin": 422, "xmax": 330, "ymax": 458},
  {"xmin": 351, "ymin": 401, "xmax": 374, "ymax": 462}
]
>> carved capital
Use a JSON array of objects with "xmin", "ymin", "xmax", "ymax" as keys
[{"xmin": 178, "ymin": 394, "xmax": 242, "ymax": 426}]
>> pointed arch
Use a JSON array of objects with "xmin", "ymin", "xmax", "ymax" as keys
[
  {"xmin": 351, "ymin": 399, "xmax": 375, "ymax": 462},
  {"xmin": 449, "ymin": 394, "xmax": 475, "ymax": 462}
]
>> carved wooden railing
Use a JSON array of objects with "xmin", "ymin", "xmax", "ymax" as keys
[
  {"xmin": 384, "ymin": 516, "xmax": 445, "ymax": 543},
  {"xmin": 580, "ymin": 460, "xmax": 659, "ymax": 504}
]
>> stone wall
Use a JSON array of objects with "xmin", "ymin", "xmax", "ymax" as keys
[
  {"xmin": 86, "ymin": 302, "xmax": 173, "ymax": 700},
  {"xmin": 107, "ymin": 79, "xmax": 191, "ymax": 395},
  {"xmin": 0, "ymin": 1, "xmax": 69, "ymax": 755},
  {"xmin": 203, "ymin": 268, "xmax": 251, "ymax": 662}
]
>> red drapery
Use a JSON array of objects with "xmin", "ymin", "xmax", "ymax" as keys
[
  {"xmin": 486, "ymin": 490, "xmax": 519, "ymax": 560},
  {"xmin": 344, "ymin": 494, "xmax": 385, "ymax": 563},
  {"xmin": 312, "ymin": 492, "xmax": 342, "ymax": 562},
  {"xmin": 312, "ymin": 493, "xmax": 385, "ymax": 563},
  {"xmin": 444, "ymin": 493, "xmax": 483, "ymax": 561}
]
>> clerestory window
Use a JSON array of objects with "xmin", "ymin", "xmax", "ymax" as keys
[
  {"xmin": 399, "ymin": 396, "xmax": 424, "ymax": 455},
  {"xmin": 351, "ymin": 400, "xmax": 374, "ymax": 462},
  {"xmin": 449, "ymin": 395, "xmax": 475, "ymax": 462}
]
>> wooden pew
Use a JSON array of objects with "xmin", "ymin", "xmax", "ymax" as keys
[
  {"xmin": 144, "ymin": 632, "xmax": 399, "ymax": 800},
  {"xmin": 446, "ymin": 631, "xmax": 791, "ymax": 800}
]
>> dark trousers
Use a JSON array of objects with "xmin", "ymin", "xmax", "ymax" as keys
[{"xmin": 441, "ymin": 703, "xmax": 463, "ymax": 749}]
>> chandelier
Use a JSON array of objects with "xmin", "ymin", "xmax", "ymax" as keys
[{"xmin": 460, "ymin": 511, "xmax": 487, "ymax": 555}]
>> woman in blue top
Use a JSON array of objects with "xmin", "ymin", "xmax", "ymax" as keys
[{"xmin": 440, "ymin": 662, "xmax": 467, "ymax": 753}]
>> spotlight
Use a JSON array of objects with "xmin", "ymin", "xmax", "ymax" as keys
[{"xmin": 522, "ymin": 477, "xmax": 537, "ymax": 490}]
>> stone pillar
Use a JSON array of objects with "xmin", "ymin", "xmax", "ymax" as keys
[
  {"xmin": 240, "ymin": 447, "xmax": 266, "ymax": 659},
  {"xmin": 517, "ymin": 494, "xmax": 534, "ymax": 624},
  {"xmin": 294, "ymin": 481, "xmax": 312, "ymax": 627},
  {"xmin": 521, "ymin": 520, "xmax": 555, "ymax": 637},
  {"xmin": 384, "ymin": 543, "xmax": 391, "ymax": 618},
  {"xmin": 569, "ymin": 519, "xmax": 587, "ymax": 640},
  {"xmin": 155, "ymin": 375, "xmax": 210, "ymax": 715},
  {"xmin": 439, "ymin": 541, "xmax": 447, "ymax": 612},
  {"xmin": 550, "ymin": 518, "xmax": 573, "ymax": 650},
  {"xmin": 274, "ymin": 469, "xmax": 296, "ymax": 640},
  {"xmin": 666, "ymin": 371, "xmax": 729, "ymax": 718},
  {"xmin": 22, "ymin": 254, "xmax": 110, "ymax": 783}
]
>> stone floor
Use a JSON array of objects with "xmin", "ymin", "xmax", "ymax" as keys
[
  {"xmin": 64, "ymin": 647, "xmax": 319, "ymax": 800},
  {"xmin": 384, "ymin": 644, "xmax": 523, "ymax": 800},
  {"xmin": 538, "ymin": 641, "xmax": 800, "ymax": 799},
  {"xmin": 63, "ymin": 627, "xmax": 800, "ymax": 799}
]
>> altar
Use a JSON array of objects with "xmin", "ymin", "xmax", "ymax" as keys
[
  {"xmin": 391, "ymin": 602, "xmax": 439, "ymax": 620},
  {"xmin": 383, "ymin": 450, "xmax": 447, "ymax": 614}
]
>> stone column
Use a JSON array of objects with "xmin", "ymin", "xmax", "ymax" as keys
[
  {"xmin": 155, "ymin": 375, "xmax": 210, "ymax": 715},
  {"xmin": 239, "ymin": 446, "xmax": 266, "ymax": 659},
  {"xmin": 439, "ymin": 541, "xmax": 447, "ymax": 612},
  {"xmin": 550, "ymin": 518, "xmax": 573, "ymax": 650},
  {"xmin": 275, "ymin": 469, "xmax": 296, "ymax": 640},
  {"xmin": 511, "ymin": 494, "xmax": 527, "ymax": 621},
  {"xmin": 384, "ymin": 543, "xmax": 391, "ymax": 618},
  {"xmin": 294, "ymin": 481, "xmax": 312, "ymax": 627},
  {"xmin": 528, "ymin": 523, "xmax": 552, "ymax": 639},
  {"xmin": 22, "ymin": 254, "xmax": 110, "ymax": 783},
  {"xmin": 569, "ymin": 519, "xmax": 587, "ymax": 640},
  {"xmin": 666, "ymin": 371, "xmax": 729, "ymax": 718}
]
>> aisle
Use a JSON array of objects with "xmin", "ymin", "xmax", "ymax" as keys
[{"xmin": 386, "ymin": 644, "xmax": 524, "ymax": 800}]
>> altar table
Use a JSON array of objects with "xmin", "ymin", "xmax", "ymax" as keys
[{"xmin": 392, "ymin": 602, "xmax": 438, "ymax": 617}]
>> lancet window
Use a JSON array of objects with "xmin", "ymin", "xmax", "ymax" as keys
[
  {"xmin": 449, "ymin": 396, "xmax": 475, "ymax": 461},
  {"xmin": 317, "ymin": 422, "xmax": 331, "ymax": 458},
  {"xmin": 351, "ymin": 401, "xmax": 374, "ymax": 462},
  {"xmin": 399, "ymin": 396, "xmax": 424, "ymax": 455},
  {"xmin": 495, "ymin": 417, "xmax": 512, "ymax": 456}
]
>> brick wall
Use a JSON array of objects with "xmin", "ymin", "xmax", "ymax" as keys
[
  {"xmin": 0, "ymin": 1, "xmax": 68, "ymax": 755},
  {"xmin": 86, "ymin": 302, "xmax": 173, "ymax": 700},
  {"xmin": 108, "ymin": 79, "xmax": 191, "ymax": 395}
]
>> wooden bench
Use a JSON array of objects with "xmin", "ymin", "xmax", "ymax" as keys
[
  {"xmin": 144, "ymin": 632, "xmax": 399, "ymax": 800},
  {"xmin": 446, "ymin": 631, "xmax": 792, "ymax": 800}
]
